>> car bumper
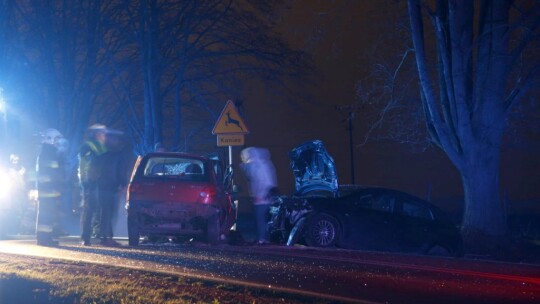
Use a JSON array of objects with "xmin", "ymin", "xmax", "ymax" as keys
[{"xmin": 128, "ymin": 200, "xmax": 220, "ymax": 235}]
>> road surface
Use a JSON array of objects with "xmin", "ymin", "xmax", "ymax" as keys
[{"xmin": 0, "ymin": 236, "xmax": 539, "ymax": 303}]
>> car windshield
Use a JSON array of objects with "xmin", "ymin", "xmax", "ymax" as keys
[{"xmin": 142, "ymin": 157, "xmax": 207, "ymax": 181}]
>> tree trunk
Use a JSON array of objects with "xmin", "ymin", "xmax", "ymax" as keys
[{"xmin": 459, "ymin": 140, "xmax": 507, "ymax": 252}]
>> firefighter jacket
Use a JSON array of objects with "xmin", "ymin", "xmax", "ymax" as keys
[
  {"xmin": 36, "ymin": 143, "xmax": 65, "ymax": 233},
  {"xmin": 36, "ymin": 143, "xmax": 65, "ymax": 199}
]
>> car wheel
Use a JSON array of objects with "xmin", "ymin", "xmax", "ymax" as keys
[
  {"xmin": 424, "ymin": 244, "xmax": 451, "ymax": 256},
  {"xmin": 127, "ymin": 212, "xmax": 140, "ymax": 246},
  {"xmin": 305, "ymin": 213, "xmax": 339, "ymax": 247},
  {"xmin": 148, "ymin": 235, "xmax": 161, "ymax": 243},
  {"xmin": 206, "ymin": 214, "xmax": 220, "ymax": 245},
  {"xmin": 218, "ymin": 208, "xmax": 231, "ymax": 238}
]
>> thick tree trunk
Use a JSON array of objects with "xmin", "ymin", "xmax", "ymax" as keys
[
  {"xmin": 459, "ymin": 138, "xmax": 508, "ymax": 253},
  {"xmin": 460, "ymin": 150, "xmax": 506, "ymax": 236},
  {"xmin": 408, "ymin": 0, "xmax": 516, "ymax": 254}
]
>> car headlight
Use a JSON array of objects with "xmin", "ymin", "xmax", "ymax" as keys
[{"xmin": 28, "ymin": 189, "xmax": 38, "ymax": 201}]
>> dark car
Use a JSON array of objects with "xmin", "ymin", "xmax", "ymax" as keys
[
  {"xmin": 125, "ymin": 152, "xmax": 236, "ymax": 245},
  {"xmin": 268, "ymin": 140, "xmax": 464, "ymax": 257}
]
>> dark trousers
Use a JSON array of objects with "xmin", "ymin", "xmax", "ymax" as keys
[
  {"xmin": 254, "ymin": 203, "xmax": 271, "ymax": 242},
  {"xmin": 80, "ymin": 183, "xmax": 99, "ymax": 242},
  {"xmin": 36, "ymin": 197, "xmax": 59, "ymax": 241},
  {"xmin": 98, "ymin": 188, "xmax": 117, "ymax": 239}
]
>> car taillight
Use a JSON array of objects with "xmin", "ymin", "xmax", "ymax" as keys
[{"xmin": 199, "ymin": 186, "xmax": 217, "ymax": 204}]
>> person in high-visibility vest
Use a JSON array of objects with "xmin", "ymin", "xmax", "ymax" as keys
[
  {"xmin": 36, "ymin": 128, "xmax": 67, "ymax": 246},
  {"xmin": 78, "ymin": 124, "xmax": 108, "ymax": 246}
]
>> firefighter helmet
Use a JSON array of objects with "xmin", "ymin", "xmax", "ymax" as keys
[{"xmin": 42, "ymin": 128, "xmax": 64, "ymax": 145}]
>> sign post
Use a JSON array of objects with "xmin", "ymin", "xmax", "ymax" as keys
[{"xmin": 212, "ymin": 100, "xmax": 249, "ymax": 231}]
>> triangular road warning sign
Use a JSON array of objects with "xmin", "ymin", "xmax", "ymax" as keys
[{"xmin": 212, "ymin": 100, "xmax": 249, "ymax": 135}]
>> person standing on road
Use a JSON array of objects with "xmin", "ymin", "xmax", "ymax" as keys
[
  {"xmin": 96, "ymin": 130, "xmax": 129, "ymax": 246},
  {"xmin": 35, "ymin": 129, "xmax": 67, "ymax": 246},
  {"xmin": 78, "ymin": 124, "xmax": 108, "ymax": 246},
  {"xmin": 240, "ymin": 147, "xmax": 278, "ymax": 245}
]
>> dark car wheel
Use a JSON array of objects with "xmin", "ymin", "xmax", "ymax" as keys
[
  {"xmin": 127, "ymin": 213, "xmax": 140, "ymax": 246},
  {"xmin": 423, "ymin": 244, "xmax": 451, "ymax": 256},
  {"xmin": 305, "ymin": 213, "xmax": 339, "ymax": 247},
  {"xmin": 148, "ymin": 235, "xmax": 163, "ymax": 243}
]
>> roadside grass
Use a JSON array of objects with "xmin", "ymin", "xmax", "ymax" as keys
[{"xmin": 0, "ymin": 254, "xmax": 319, "ymax": 304}]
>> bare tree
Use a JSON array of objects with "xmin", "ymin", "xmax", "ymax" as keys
[
  {"xmin": 407, "ymin": 0, "xmax": 540, "ymax": 246},
  {"xmin": 112, "ymin": 0, "xmax": 311, "ymax": 154},
  {"xmin": 8, "ymin": 1, "xmax": 131, "ymax": 152}
]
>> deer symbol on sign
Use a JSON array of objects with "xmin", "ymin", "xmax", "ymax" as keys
[{"xmin": 225, "ymin": 111, "xmax": 243, "ymax": 130}]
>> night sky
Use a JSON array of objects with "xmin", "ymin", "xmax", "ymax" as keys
[
  {"xmin": 1, "ymin": 1, "xmax": 538, "ymax": 212},
  {"xmin": 232, "ymin": 1, "xmax": 540, "ymax": 210}
]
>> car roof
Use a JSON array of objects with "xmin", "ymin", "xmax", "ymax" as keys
[
  {"xmin": 142, "ymin": 152, "xmax": 210, "ymax": 161},
  {"xmin": 341, "ymin": 185, "xmax": 452, "ymax": 215},
  {"xmin": 343, "ymin": 185, "xmax": 425, "ymax": 197}
]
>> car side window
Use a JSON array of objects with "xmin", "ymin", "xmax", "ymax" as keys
[
  {"xmin": 353, "ymin": 193, "xmax": 394, "ymax": 213},
  {"xmin": 351, "ymin": 194, "xmax": 374, "ymax": 208},
  {"xmin": 401, "ymin": 200, "xmax": 433, "ymax": 220},
  {"xmin": 370, "ymin": 195, "xmax": 394, "ymax": 213}
]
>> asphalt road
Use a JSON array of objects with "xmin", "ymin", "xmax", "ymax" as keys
[{"xmin": 0, "ymin": 236, "xmax": 539, "ymax": 303}]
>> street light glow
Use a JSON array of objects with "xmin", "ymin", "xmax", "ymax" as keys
[
  {"xmin": 0, "ymin": 168, "xmax": 12, "ymax": 200},
  {"xmin": 0, "ymin": 87, "xmax": 5, "ymax": 114}
]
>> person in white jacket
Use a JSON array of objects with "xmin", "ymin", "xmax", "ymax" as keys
[{"xmin": 240, "ymin": 147, "xmax": 277, "ymax": 244}]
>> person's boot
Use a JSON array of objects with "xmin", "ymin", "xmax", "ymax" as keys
[
  {"xmin": 100, "ymin": 238, "xmax": 120, "ymax": 246},
  {"xmin": 37, "ymin": 233, "xmax": 58, "ymax": 246}
]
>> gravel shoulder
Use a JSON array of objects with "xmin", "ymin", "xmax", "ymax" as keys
[{"xmin": 0, "ymin": 253, "xmax": 325, "ymax": 304}]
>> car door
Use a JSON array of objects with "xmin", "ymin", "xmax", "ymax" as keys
[
  {"xmin": 341, "ymin": 191, "xmax": 398, "ymax": 251},
  {"xmin": 392, "ymin": 195, "xmax": 436, "ymax": 253}
]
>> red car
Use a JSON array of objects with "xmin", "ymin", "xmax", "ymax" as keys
[{"xmin": 125, "ymin": 152, "xmax": 236, "ymax": 245}]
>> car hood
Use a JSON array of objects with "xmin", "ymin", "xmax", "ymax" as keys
[{"xmin": 289, "ymin": 140, "xmax": 338, "ymax": 196}]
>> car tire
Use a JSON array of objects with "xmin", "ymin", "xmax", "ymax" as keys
[
  {"xmin": 206, "ymin": 214, "xmax": 220, "ymax": 245},
  {"xmin": 424, "ymin": 244, "xmax": 451, "ymax": 256},
  {"xmin": 305, "ymin": 213, "xmax": 339, "ymax": 247},
  {"xmin": 127, "ymin": 212, "xmax": 140, "ymax": 246},
  {"xmin": 148, "ymin": 235, "xmax": 161, "ymax": 243}
]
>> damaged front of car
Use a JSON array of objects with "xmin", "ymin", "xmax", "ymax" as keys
[
  {"xmin": 289, "ymin": 140, "xmax": 338, "ymax": 197},
  {"xmin": 268, "ymin": 140, "xmax": 338, "ymax": 246}
]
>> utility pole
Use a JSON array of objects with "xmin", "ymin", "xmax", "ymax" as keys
[{"xmin": 335, "ymin": 104, "xmax": 361, "ymax": 185}]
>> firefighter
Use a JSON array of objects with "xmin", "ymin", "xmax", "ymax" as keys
[
  {"xmin": 35, "ymin": 128, "xmax": 67, "ymax": 246},
  {"xmin": 8, "ymin": 154, "xmax": 26, "ymax": 233}
]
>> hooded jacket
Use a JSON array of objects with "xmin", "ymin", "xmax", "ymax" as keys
[{"xmin": 240, "ymin": 147, "xmax": 277, "ymax": 205}]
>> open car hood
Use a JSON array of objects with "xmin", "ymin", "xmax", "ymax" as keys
[{"xmin": 289, "ymin": 140, "xmax": 338, "ymax": 196}]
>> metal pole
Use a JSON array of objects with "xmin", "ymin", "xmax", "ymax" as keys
[
  {"xmin": 228, "ymin": 145, "xmax": 234, "ymax": 187},
  {"xmin": 228, "ymin": 145, "xmax": 238, "ymax": 231},
  {"xmin": 335, "ymin": 104, "xmax": 360, "ymax": 185},
  {"xmin": 348, "ymin": 111, "xmax": 355, "ymax": 184}
]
